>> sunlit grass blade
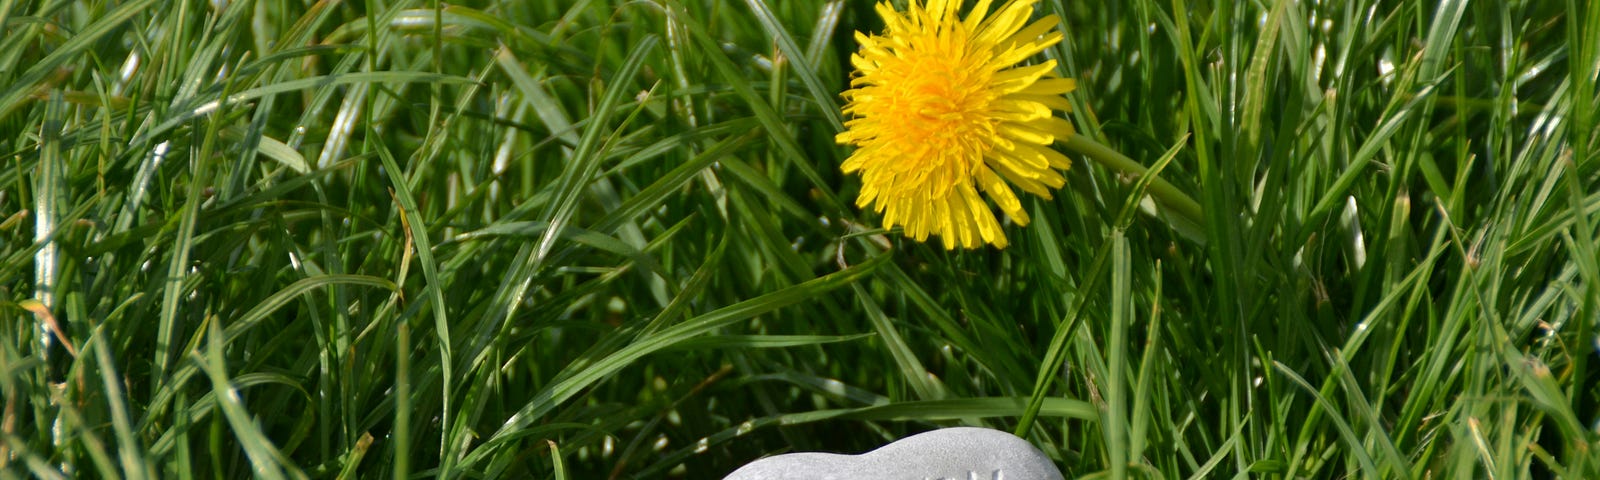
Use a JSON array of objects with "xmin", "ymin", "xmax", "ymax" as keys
[
  {"xmin": 853, "ymin": 284, "xmax": 947, "ymax": 401},
  {"xmin": 0, "ymin": 0, "xmax": 155, "ymax": 120},
  {"xmin": 472, "ymin": 251, "xmax": 889, "ymax": 464},
  {"xmin": 199, "ymin": 319, "xmax": 289, "ymax": 480},
  {"xmin": 741, "ymin": 0, "xmax": 844, "ymax": 131}
]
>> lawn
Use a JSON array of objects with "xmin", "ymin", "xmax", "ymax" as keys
[{"xmin": 2, "ymin": 0, "xmax": 1597, "ymax": 478}]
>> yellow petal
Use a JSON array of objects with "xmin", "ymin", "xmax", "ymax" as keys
[
  {"xmin": 978, "ymin": 166, "xmax": 1029, "ymax": 225},
  {"xmin": 1030, "ymin": 116, "xmax": 1076, "ymax": 139},
  {"xmin": 999, "ymin": 121, "xmax": 1056, "ymax": 145},
  {"xmin": 963, "ymin": 185, "xmax": 1007, "ymax": 248},
  {"xmin": 991, "ymin": 160, "xmax": 1061, "ymax": 198},
  {"xmin": 1009, "ymin": 93, "xmax": 1074, "ymax": 111},
  {"xmin": 1007, "ymin": 15, "xmax": 1062, "ymax": 46},
  {"xmin": 991, "ymin": 62, "xmax": 1056, "ymax": 94},
  {"xmin": 974, "ymin": 0, "xmax": 1033, "ymax": 46},
  {"xmin": 990, "ymin": 98, "xmax": 1052, "ymax": 122},
  {"xmin": 1012, "ymin": 142, "xmax": 1073, "ymax": 169},
  {"xmin": 928, "ymin": 0, "xmax": 959, "ymax": 24},
  {"xmin": 1026, "ymin": 77, "xmax": 1078, "ymax": 95},
  {"xmin": 962, "ymin": 0, "xmax": 995, "ymax": 32}
]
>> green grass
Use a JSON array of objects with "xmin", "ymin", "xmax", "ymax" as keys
[{"xmin": 2, "ymin": 0, "xmax": 1597, "ymax": 478}]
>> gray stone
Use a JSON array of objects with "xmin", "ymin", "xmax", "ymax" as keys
[{"xmin": 723, "ymin": 427, "xmax": 1064, "ymax": 480}]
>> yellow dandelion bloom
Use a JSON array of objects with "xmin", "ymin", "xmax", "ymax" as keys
[{"xmin": 837, "ymin": 0, "xmax": 1077, "ymax": 249}]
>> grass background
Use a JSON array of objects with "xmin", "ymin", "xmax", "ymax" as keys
[{"xmin": 3, "ymin": 0, "xmax": 1598, "ymax": 478}]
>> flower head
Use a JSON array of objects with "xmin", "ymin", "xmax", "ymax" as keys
[{"xmin": 837, "ymin": 0, "xmax": 1077, "ymax": 249}]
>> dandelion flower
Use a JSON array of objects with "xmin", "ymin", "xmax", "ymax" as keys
[{"xmin": 837, "ymin": 0, "xmax": 1077, "ymax": 249}]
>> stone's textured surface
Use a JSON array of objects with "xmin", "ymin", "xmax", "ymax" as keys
[{"xmin": 723, "ymin": 427, "xmax": 1064, "ymax": 480}]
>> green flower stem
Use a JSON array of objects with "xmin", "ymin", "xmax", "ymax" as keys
[{"xmin": 1063, "ymin": 133, "xmax": 1205, "ymax": 229}]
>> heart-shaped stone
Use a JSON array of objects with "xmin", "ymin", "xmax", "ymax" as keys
[{"xmin": 724, "ymin": 427, "xmax": 1064, "ymax": 480}]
